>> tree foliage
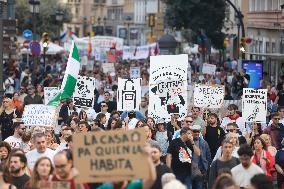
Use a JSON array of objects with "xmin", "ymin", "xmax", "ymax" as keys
[
  {"xmin": 163, "ymin": 0, "xmax": 226, "ymax": 49},
  {"xmin": 15, "ymin": 0, "xmax": 72, "ymax": 39}
]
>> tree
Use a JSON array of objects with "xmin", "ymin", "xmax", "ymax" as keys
[
  {"xmin": 163, "ymin": 0, "xmax": 226, "ymax": 49},
  {"xmin": 15, "ymin": 0, "xmax": 72, "ymax": 39}
]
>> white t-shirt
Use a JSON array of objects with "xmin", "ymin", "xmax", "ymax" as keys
[
  {"xmin": 221, "ymin": 116, "xmax": 247, "ymax": 136},
  {"xmin": 4, "ymin": 77, "xmax": 15, "ymax": 94},
  {"xmin": 231, "ymin": 163, "xmax": 263, "ymax": 188},
  {"xmin": 26, "ymin": 148, "xmax": 56, "ymax": 169},
  {"xmin": 4, "ymin": 136, "xmax": 22, "ymax": 149}
]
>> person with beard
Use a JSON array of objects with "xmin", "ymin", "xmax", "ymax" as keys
[
  {"xmin": 23, "ymin": 86, "xmax": 43, "ymax": 106},
  {"xmin": 204, "ymin": 113, "xmax": 225, "ymax": 159},
  {"xmin": 220, "ymin": 104, "xmax": 246, "ymax": 136},
  {"xmin": 4, "ymin": 121, "xmax": 25, "ymax": 149},
  {"xmin": 9, "ymin": 153, "xmax": 30, "ymax": 189}
]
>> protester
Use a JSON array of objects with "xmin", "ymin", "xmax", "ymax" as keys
[
  {"xmin": 24, "ymin": 157, "xmax": 54, "ymax": 189},
  {"xmin": 225, "ymin": 122, "xmax": 246, "ymax": 145},
  {"xmin": 231, "ymin": 144, "xmax": 264, "ymax": 188},
  {"xmin": 0, "ymin": 141, "xmax": 11, "ymax": 164},
  {"xmin": 173, "ymin": 116, "xmax": 193, "ymax": 139},
  {"xmin": 45, "ymin": 130, "xmax": 59, "ymax": 150},
  {"xmin": 0, "ymin": 97, "xmax": 20, "ymax": 140},
  {"xmin": 9, "ymin": 153, "xmax": 30, "ymax": 189},
  {"xmin": 4, "ymin": 121, "xmax": 25, "ymax": 149},
  {"xmin": 26, "ymin": 133, "xmax": 56, "ymax": 169},
  {"xmin": 208, "ymin": 137, "xmax": 240, "ymax": 189},
  {"xmin": 191, "ymin": 107, "xmax": 206, "ymax": 132},
  {"xmin": 166, "ymin": 127, "xmax": 201, "ymax": 189},
  {"xmin": 246, "ymin": 122, "xmax": 263, "ymax": 147},
  {"xmin": 250, "ymin": 174, "xmax": 274, "ymax": 189},
  {"xmin": 166, "ymin": 113, "xmax": 181, "ymax": 136},
  {"xmin": 275, "ymin": 141, "xmax": 284, "ymax": 188},
  {"xmin": 0, "ymin": 162, "xmax": 16, "ymax": 189},
  {"xmin": 212, "ymin": 173, "xmax": 238, "ymax": 189},
  {"xmin": 23, "ymin": 86, "xmax": 43, "ymax": 106},
  {"xmin": 251, "ymin": 137, "xmax": 274, "ymax": 176}
]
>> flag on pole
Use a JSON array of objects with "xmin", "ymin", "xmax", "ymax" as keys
[{"xmin": 48, "ymin": 41, "xmax": 80, "ymax": 106}]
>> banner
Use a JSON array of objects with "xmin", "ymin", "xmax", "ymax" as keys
[
  {"xmin": 242, "ymin": 88, "xmax": 267, "ymax": 122},
  {"xmin": 194, "ymin": 84, "xmax": 225, "ymax": 108},
  {"xmin": 73, "ymin": 129, "xmax": 149, "ymax": 183},
  {"xmin": 73, "ymin": 76, "xmax": 96, "ymax": 108},
  {"xmin": 22, "ymin": 105, "xmax": 57, "ymax": 128},
  {"xmin": 44, "ymin": 87, "xmax": 59, "ymax": 105},
  {"xmin": 149, "ymin": 54, "xmax": 188, "ymax": 121},
  {"xmin": 130, "ymin": 67, "xmax": 141, "ymax": 78},
  {"xmin": 123, "ymin": 43, "xmax": 157, "ymax": 60},
  {"xmin": 202, "ymin": 63, "xmax": 216, "ymax": 75},
  {"xmin": 102, "ymin": 63, "xmax": 115, "ymax": 74},
  {"xmin": 117, "ymin": 78, "xmax": 141, "ymax": 111}
]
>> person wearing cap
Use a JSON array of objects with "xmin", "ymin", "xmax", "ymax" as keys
[
  {"xmin": 155, "ymin": 119, "xmax": 172, "ymax": 163},
  {"xmin": 23, "ymin": 85, "xmax": 43, "ymax": 106},
  {"xmin": 226, "ymin": 122, "xmax": 247, "ymax": 145},
  {"xmin": 190, "ymin": 124, "xmax": 211, "ymax": 189},
  {"xmin": 220, "ymin": 104, "xmax": 247, "ymax": 136}
]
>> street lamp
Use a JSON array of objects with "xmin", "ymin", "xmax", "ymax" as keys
[
  {"xmin": 125, "ymin": 16, "xmax": 132, "ymax": 45},
  {"xmin": 55, "ymin": 10, "xmax": 64, "ymax": 40},
  {"xmin": 29, "ymin": 0, "xmax": 40, "ymax": 41}
]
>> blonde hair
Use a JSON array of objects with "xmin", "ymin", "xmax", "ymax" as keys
[
  {"xmin": 163, "ymin": 180, "xmax": 186, "ymax": 189},
  {"xmin": 260, "ymin": 134, "xmax": 271, "ymax": 146}
]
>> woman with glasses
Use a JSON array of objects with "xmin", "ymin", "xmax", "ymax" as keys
[
  {"xmin": 0, "ymin": 97, "xmax": 20, "ymax": 140},
  {"xmin": 251, "ymin": 137, "xmax": 274, "ymax": 177},
  {"xmin": 24, "ymin": 157, "xmax": 54, "ymax": 189}
]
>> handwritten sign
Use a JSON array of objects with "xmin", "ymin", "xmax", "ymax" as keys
[
  {"xmin": 102, "ymin": 63, "xmax": 115, "ymax": 74},
  {"xmin": 194, "ymin": 84, "xmax": 224, "ymax": 108},
  {"xmin": 242, "ymin": 88, "xmax": 267, "ymax": 122},
  {"xmin": 41, "ymin": 181, "xmax": 70, "ymax": 189},
  {"xmin": 22, "ymin": 105, "xmax": 57, "ymax": 128},
  {"xmin": 130, "ymin": 67, "xmax": 141, "ymax": 78},
  {"xmin": 202, "ymin": 63, "xmax": 216, "ymax": 75},
  {"xmin": 73, "ymin": 129, "xmax": 149, "ymax": 183},
  {"xmin": 44, "ymin": 87, "xmax": 59, "ymax": 105},
  {"xmin": 73, "ymin": 76, "xmax": 96, "ymax": 108},
  {"xmin": 117, "ymin": 78, "xmax": 141, "ymax": 111},
  {"xmin": 149, "ymin": 54, "xmax": 188, "ymax": 121}
]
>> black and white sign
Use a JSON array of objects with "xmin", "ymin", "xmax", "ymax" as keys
[
  {"xmin": 194, "ymin": 84, "xmax": 224, "ymax": 108},
  {"xmin": 73, "ymin": 76, "xmax": 96, "ymax": 108}
]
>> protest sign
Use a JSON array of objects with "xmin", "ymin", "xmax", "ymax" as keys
[
  {"xmin": 73, "ymin": 128, "xmax": 149, "ymax": 183},
  {"xmin": 123, "ymin": 43, "xmax": 157, "ymax": 60},
  {"xmin": 202, "ymin": 63, "xmax": 216, "ymax": 75},
  {"xmin": 22, "ymin": 105, "xmax": 57, "ymax": 128},
  {"xmin": 130, "ymin": 67, "xmax": 141, "ymax": 78},
  {"xmin": 194, "ymin": 84, "xmax": 225, "ymax": 108},
  {"xmin": 149, "ymin": 54, "xmax": 188, "ymax": 121},
  {"xmin": 41, "ymin": 181, "xmax": 70, "ymax": 189},
  {"xmin": 102, "ymin": 63, "xmax": 115, "ymax": 74},
  {"xmin": 73, "ymin": 76, "xmax": 96, "ymax": 108},
  {"xmin": 44, "ymin": 87, "xmax": 59, "ymax": 105},
  {"xmin": 117, "ymin": 78, "xmax": 141, "ymax": 111},
  {"xmin": 242, "ymin": 88, "xmax": 267, "ymax": 122}
]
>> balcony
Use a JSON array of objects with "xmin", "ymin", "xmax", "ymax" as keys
[{"xmin": 247, "ymin": 11, "xmax": 284, "ymax": 29}]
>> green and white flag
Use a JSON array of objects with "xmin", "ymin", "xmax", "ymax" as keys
[{"xmin": 48, "ymin": 41, "xmax": 80, "ymax": 106}]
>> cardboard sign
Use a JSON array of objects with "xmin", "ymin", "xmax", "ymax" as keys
[
  {"xmin": 130, "ymin": 67, "xmax": 141, "ymax": 78},
  {"xmin": 117, "ymin": 78, "xmax": 141, "ymax": 111},
  {"xmin": 202, "ymin": 63, "xmax": 216, "ymax": 75},
  {"xmin": 242, "ymin": 88, "xmax": 267, "ymax": 122},
  {"xmin": 22, "ymin": 105, "xmax": 57, "ymax": 128},
  {"xmin": 44, "ymin": 87, "xmax": 59, "ymax": 105},
  {"xmin": 73, "ymin": 76, "xmax": 96, "ymax": 108},
  {"xmin": 73, "ymin": 128, "xmax": 149, "ymax": 183},
  {"xmin": 102, "ymin": 63, "xmax": 115, "ymax": 74},
  {"xmin": 194, "ymin": 84, "xmax": 225, "ymax": 108},
  {"xmin": 149, "ymin": 54, "xmax": 188, "ymax": 121},
  {"xmin": 40, "ymin": 181, "xmax": 70, "ymax": 189}
]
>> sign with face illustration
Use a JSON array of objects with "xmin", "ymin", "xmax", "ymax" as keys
[
  {"xmin": 73, "ymin": 76, "xmax": 96, "ymax": 108},
  {"xmin": 242, "ymin": 88, "xmax": 267, "ymax": 122},
  {"xmin": 149, "ymin": 54, "xmax": 188, "ymax": 121}
]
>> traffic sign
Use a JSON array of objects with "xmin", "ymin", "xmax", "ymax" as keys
[
  {"xmin": 30, "ymin": 41, "xmax": 41, "ymax": 56},
  {"xmin": 23, "ymin": 29, "xmax": 33, "ymax": 40},
  {"xmin": 23, "ymin": 40, "xmax": 30, "ymax": 49}
]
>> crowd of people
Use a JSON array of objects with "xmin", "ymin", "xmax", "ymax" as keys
[{"xmin": 0, "ymin": 56, "xmax": 283, "ymax": 189}]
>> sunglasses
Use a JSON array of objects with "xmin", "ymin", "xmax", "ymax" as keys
[
  {"xmin": 101, "ymin": 105, "xmax": 107, "ymax": 107},
  {"xmin": 226, "ymin": 129, "xmax": 235, "ymax": 132},
  {"xmin": 273, "ymin": 117, "xmax": 281, "ymax": 120},
  {"xmin": 185, "ymin": 120, "xmax": 193, "ymax": 123},
  {"xmin": 192, "ymin": 130, "xmax": 200, "ymax": 133},
  {"xmin": 2, "ymin": 101, "xmax": 9, "ymax": 103}
]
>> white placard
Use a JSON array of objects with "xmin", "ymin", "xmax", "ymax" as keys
[
  {"xmin": 117, "ymin": 78, "xmax": 141, "ymax": 111},
  {"xmin": 149, "ymin": 54, "xmax": 188, "ymax": 121},
  {"xmin": 242, "ymin": 88, "xmax": 267, "ymax": 122},
  {"xmin": 194, "ymin": 84, "xmax": 225, "ymax": 108},
  {"xmin": 130, "ymin": 67, "xmax": 141, "ymax": 78},
  {"xmin": 202, "ymin": 63, "xmax": 216, "ymax": 75},
  {"xmin": 22, "ymin": 105, "xmax": 57, "ymax": 128},
  {"xmin": 73, "ymin": 76, "xmax": 96, "ymax": 108},
  {"xmin": 44, "ymin": 87, "xmax": 59, "ymax": 105},
  {"xmin": 102, "ymin": 63, "xmax": 115, "ymax": 73}
]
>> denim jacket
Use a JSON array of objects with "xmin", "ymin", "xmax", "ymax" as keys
[{"xmin": 193, "ymin": 137, "xmax": 212, "ymax": 172}]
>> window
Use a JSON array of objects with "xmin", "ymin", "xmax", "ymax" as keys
[
  {"xmin": 249, "ymin": 0, "xmax": 256, "ymax": 12},
  {"xmin": 267, "ymin": 0, "xmax": 272, "ymax": 10},
  {"xmin": 75, "ymin": 7, "xmax": 79, "ymax": 14},
  {"xmin": 266, "ymin": 41, "xmax": 270, "ymax": 53},
  {"xmin": 272, "ymin": 0, "xmax": 279, "ymax": 10}
]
